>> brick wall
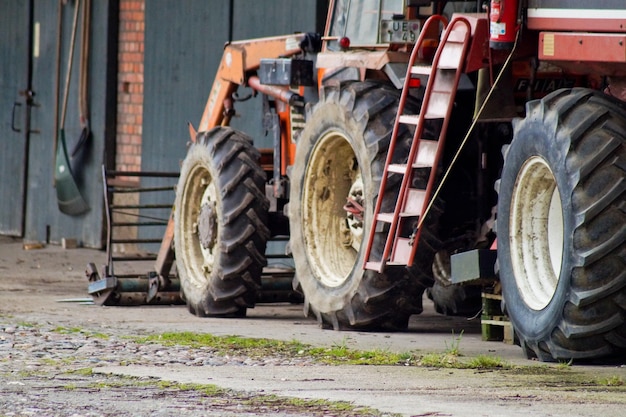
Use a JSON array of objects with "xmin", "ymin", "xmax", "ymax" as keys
[
  {"xmin": 116, "ymin": 0, "xmax": 145, "ymax": 177},
  {"xmin": 113, "ymin": 0, "xmax": 146, "ymax": 253}
]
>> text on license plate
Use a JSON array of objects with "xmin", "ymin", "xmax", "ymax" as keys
[{"xmin": 380, "ymin": 20, "xmax": 421, "ymax": 43}]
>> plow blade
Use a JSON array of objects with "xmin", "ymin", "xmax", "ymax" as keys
[
  {"xmin": 87, "ymin": 262, "xmax": 182, "ymax": 306},
  {"xmin": 86, "ymin": 264, "xmax": 299, "ymax": 307}
]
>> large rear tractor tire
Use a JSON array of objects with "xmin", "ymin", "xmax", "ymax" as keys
[
  {"xmin": 289, "ymin": 81, "xmax": 439, "ymax": 330},
  {"xmin": 175, "ymin": 127, "xmax": 269, "ymax": 317},
  {"xmin": 498, "ymin": 89, "xmax": 626, "ymax": 361}
]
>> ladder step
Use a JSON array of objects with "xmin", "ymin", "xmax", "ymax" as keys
[
  {"xmin": 424, "ymin": 111, "xmax": 446, "ymax": 120},
  {"xmin": 399, "ymin": 94, "xmax": 450, "ymax": 122},
  {"xmin": 411, "ymin": 65, "xmax": 432, "ymax": 75},
  {"xmin": 445, "ymin": 26, "xmax": 469, "ymax": 43},
  {"xmin": 388, "ymin": 163, "xmax": 428, "ymax": 173},
  {"xmin": 364, "ymin": 261, "xmax": 384, "ymax": 272},
  {"xmin": 404, "ymin": 188, "xmax": 427, "ymax": 215},
  {"xmin": 425, "ymin": 91, "xmax": 453, "ymax": 119},
  {"xmin": 439, "ymin": 42, "xmax": 465, "ymax": 70},
  {"xmin": 377, "ymin": 210, "xmax": 420, "ymax": 222},
  {"xmin": 412, "ymin": 64, "xmax": 458, "ymax": 74},
  {"xmin": 399, "ymin": 114, "xmax": 445, "ymax": 125},
  {"xmin": 431, "ymin": 71, "xmax": 457, "ymax": 91},
  {"xmin": 376, "ymin": 213, "xmax": 395, "ymax": 223},
  {"xmin": 390, "ymin": 238, "xmax": 412, "ymax": 265},
  {"xmin": 416, "ymin": 140, "xmax": 439, "ymax": 166},
  {"xmin": 399, "ymin": 114, "xmax": 420, "ymax": 125},
  {"xmin": 388, "ymin": 140, "xmax": 438, "ymax": 172},
  {"xmin": 387, "ymin": 164, "xmax": 406, "ymax": 173},
  {"xmin": 386, "ymin": 261, "xmax": 409, "ymax": 266}
]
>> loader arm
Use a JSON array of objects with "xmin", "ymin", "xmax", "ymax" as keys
[
  {"xmin": 154, "ymin": 33, "xmax": 306, "ymax": 284},
  {"xmin": 197, "ymin": 34, "xmax": 307, "ymax": 133}
]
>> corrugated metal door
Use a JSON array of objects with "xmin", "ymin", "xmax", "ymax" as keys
[
  {"xmin": 0, "ymin": 1, "xmax": 30, "ymax": 236},
  {"xmin": 22, "ymin": 0, "xmax": 114, "ymax": 248},
  {"xmin": 0, "ymin": 0, "xmax": 115, "ymax": 247}
]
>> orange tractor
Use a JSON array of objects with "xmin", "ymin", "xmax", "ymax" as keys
[{"xmin": 90, "ymin": 0, "xmax": 626, "ymax": 362}]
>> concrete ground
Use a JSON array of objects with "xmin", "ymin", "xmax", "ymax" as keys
[{"xmin": 1, "ymin": 235, "xmax": 625, "ymax": 416}]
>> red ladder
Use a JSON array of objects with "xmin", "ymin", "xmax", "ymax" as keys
[{"xmin": 364, "ymin": 15, "xmax": 472, "ymax": 272}]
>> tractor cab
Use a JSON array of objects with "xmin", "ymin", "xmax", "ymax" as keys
[
  {"xmin": 325, "ymin": 0, "xmax": 416, "ymax": 50},
  {"xmin": 319, "ymin": 0, "xmax": 481, "ymax": 86},
  {"xmin": 324, "ymin": 0, "xmax": 480, "ymax": 50}
]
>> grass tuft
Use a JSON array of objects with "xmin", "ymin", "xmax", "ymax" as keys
[
  {"xmin": 466, "ymin": 355, "xmax": 509, "ymax": 369},
  {"xmin": 135, "ymin": 332, "xmax": 417, "ymax": 365},
  {"xmin": 597, "ymin": 376, "xmax": 624, "ymax": 386},
  {"xmin": 52, "ymin": 326, "xmax": 109, "ymax": 339}
]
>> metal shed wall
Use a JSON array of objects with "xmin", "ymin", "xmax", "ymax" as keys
[
  {"xmin": 139, "ymin": 0, "xmax": 327, "ymax": 249},
  {"xmin": 142, "ymin": 0, "xmax": 327, "ymax": 173}
]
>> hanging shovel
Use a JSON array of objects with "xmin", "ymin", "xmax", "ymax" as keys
[
  {"xmin": 56, "ymin": 131, "xmax": 89, "ymax": 215},
  {"xmin": 55, "ymin": 0, "xmax": 89, "ymax": 215},
  {"xmin": 72, "ymin": 0, "xmax": 91, "ymax": 159}
]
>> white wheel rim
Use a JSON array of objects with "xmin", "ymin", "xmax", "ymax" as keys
[
  {"xmin": 302, "ymin": 131, "xmax": 360, "ymax": 288},
  {"xmin": 509, "ymin": 156, "xmax": 564, "ymax": 311}
]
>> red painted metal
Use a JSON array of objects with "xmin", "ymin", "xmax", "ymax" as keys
[
  {"xmin": 363, "ymin": 15, "xmax": 472, "ymax": 272},
  {"xmin": 527, "ymin": 7, "xmax": 626, "ymax": 33},
  {"xmin": 528, "ymin": 16, "xmax": 626, "ymax": 33},
  {"xmin": 539, "ymin": 32, "xmax": 626, "ymax": 63}
]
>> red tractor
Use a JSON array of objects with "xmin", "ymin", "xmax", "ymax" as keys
[{"xmin": 91, "ymin": 0, "xmax": 626, "ymax": 362}]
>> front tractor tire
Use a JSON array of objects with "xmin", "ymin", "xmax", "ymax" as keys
[
  {"xmin": 289, "ymin": 81, "xmax": 438, "ymax": 331},
  {"xmin": 175, "ymin": 127, "xmax": 269, "ymax": 317},
  {"xmin": 498, "ymin": 89, "xmax": 626, "ymax": 361}
]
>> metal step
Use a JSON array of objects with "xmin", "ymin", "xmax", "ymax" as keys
[{"xmin": 364, "ymin": 15, "xmax": 471, "ymax": 271}]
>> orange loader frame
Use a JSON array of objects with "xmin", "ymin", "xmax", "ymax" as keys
[{"xmin": 152, "ymin": 34, "xmax": 308, "ymax": 289}]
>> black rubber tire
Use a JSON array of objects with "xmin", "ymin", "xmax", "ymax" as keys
[
  {"xmin": 289, "ymin": 81, "xmax": 439, "ymax": 331},
  {"xmin": 428, "ymin": 236, "xmax": 485, "ymax": 317},
  {"xmin": 427, "ymin": 282, "xmax": 482, "ymax": 317},
  {"xmin": 175, "ymin": 127, "xmax": 269, "ymax": 317},
  {"xmin": 498, "ymin": 88, "xmax": 626, "ymax": 361}
]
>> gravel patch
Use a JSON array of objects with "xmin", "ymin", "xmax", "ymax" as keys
[{"xmin": 0, "ymin": 321, "xmax": 383, "ymax": 417}]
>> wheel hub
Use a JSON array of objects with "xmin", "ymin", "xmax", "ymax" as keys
[
  {"xmin": 342, "ymin": 173, "xmax": 364, "ymax": 252},
  {"xmin": 194, "ymin": 174, "xmax": 219, "ymax": 275},
  {"xmin": 197, "ymin": 202, "xmax": 217, "ymax": 250}
]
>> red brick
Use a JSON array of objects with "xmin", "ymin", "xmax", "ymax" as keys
[{"xmin": 117, "ymin": 0, "xmax": 145, "ymax": 173}]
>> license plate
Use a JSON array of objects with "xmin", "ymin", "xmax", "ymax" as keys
[{"xmin": 380, "ymin": 20, "xmax": 421, "ymax": 43}]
